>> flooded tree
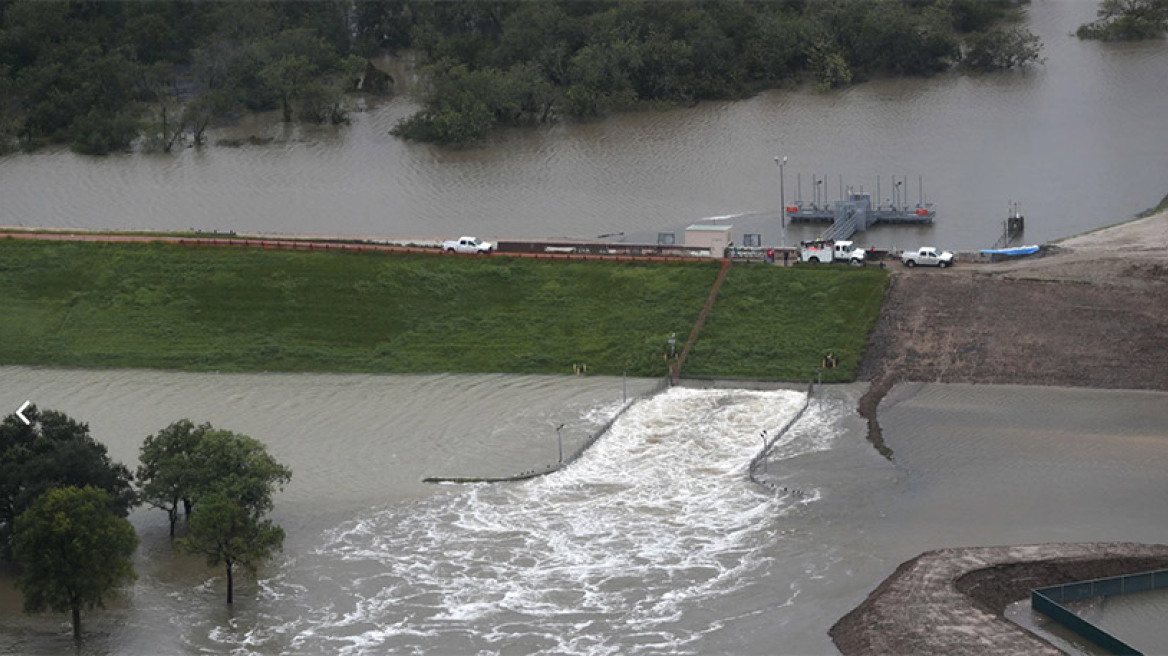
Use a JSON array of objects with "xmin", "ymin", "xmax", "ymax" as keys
[
  {"xmin": 13, "ymin": 486, "xmax": 138, "ymax": 641},
  {"xmin": 137, "ymin": 419, "xmax": 212, "ymax": 538},
  {"xmin": 0, "ymin": 406, "xmax": 135, "ymax": 561},
  {"xmin": 1077, "ymin": 0, "xmax": 1168, "ymax": 40},
  {"xmin": 175, "ymin": 429, "xmax": 291, "ymax": 604}
]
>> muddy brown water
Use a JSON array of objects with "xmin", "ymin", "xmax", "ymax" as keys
[
  {"xmin": 2, "ymin": 371, "xmax": 1167, "ymax": 655},
  {"xmin": 2, "ymin": 2, "xmax": 1168, "ymax": 653},
  {"xmin": 1, "ymin": 2, "xmax": 1166, "ymax": 251}
]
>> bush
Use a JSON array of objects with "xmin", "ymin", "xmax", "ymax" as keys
[
  {"xmin": 68, "ymin": 110, "xmax": 140, "ymax": 156},
  {"xmin": 964, "ymin": 27, "xmax": 1045, "ymax": 71}
]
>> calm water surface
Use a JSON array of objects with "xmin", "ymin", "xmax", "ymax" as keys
[{"xmin": 1, "ymin": 1, "xmax": 1166, "ymax": 249}]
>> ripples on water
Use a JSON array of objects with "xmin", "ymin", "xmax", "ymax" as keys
[{"xmin": 270, "ymin": 387, "xmax": 807, "ymax": 655}]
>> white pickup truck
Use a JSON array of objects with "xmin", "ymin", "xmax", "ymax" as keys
[
  {"xmin": 799, "ymin": 240, "xmax": 866, "ymax": 265},
  {"xmin": 442, "ymin": 236, "xmax": 493, "ymax": 254},
  {"xmin": 901, "ymin": 247, "xmax": 954, "ymax": 268}
]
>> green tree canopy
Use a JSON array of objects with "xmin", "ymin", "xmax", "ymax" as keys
[
  {"xmin": 388, "ymin": 0, "xmax": 1032, "ymax": 144},
  {"xmin": 1077, "ymin": 0, "xmax": 1168, "ymax": 40},
  {"xmin": 0, "ymin": 0, "xmax": 362, "ymax": 152},
  {"xmin": 964, "ymin": 26, "xmax": 1045, "ymax": 71},
  {"xmin": 136, "ymin": 419, "xmax": 211, "ymax": 538},
  {"xmin": 178, "ymin": 493, "xmax": 285, "ymax": 605},
  {"xmin": 13, "ymin": 485, "xmax": 138, "ymax": 641},
  {"xmin": 0, "ymin": 406, "xmax": 135, "ymax": 560},
  {"xmin": 175, "ymin": 429, "xmax": 291, "ymax": 604}
]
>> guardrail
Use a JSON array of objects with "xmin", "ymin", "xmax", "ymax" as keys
[
  {"xmin": 1031, "ymin": 569, "xmax": 1168, "ymax": 655},
  {"xmin": 748, "ymin": 379, "xmax": 815, "ymax": 490},
  {"xmin": 422, "ymin": 375, "xmax": 671, "ymax": 484}
]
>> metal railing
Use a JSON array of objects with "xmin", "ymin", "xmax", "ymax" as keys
[
  {"xmin": 1031, "ymin": 569, "xmax": 1168, "ymax": 655},
  {"xmin": 422, "ymin": 375, "xmax": 671, "ymax": 484},
  {"xmin": 748, "ymin": 379, "xmax": 815, "ymax": 489}
]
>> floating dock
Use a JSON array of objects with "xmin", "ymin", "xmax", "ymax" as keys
[{"xmin": 786, "ymin": 175, "xmax": 935, "ymax": 241}]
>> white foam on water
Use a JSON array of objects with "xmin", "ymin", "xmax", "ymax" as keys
[{"xmin": 289, "ymin": 387, "xmax": 811, "ymax": 654}]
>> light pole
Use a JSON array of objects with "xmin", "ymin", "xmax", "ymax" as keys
[
  {"xmin": 775, "ymin": 156, "xmax": 788, "ymax": 246},
  {"xmin": 555, "ymin": 423, "xmax": 564, "ymax": 464}
]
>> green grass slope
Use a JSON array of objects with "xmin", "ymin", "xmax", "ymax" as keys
[
  {"xmin": 685, "ymin": 264, "xmax": 888, "ymax": 382},
  {"xmin": 0, "ymin": 240, "xmax": 887, "ymax": 380}
]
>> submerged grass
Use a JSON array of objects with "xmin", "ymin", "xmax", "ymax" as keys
[{"xmin": 0, "ymin": 240, "xmax": 887, "ymax": 380}]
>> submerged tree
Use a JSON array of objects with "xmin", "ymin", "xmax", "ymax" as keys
[
  {"xmin": 0, "ymin": 406, "xmax": 135, "ymax": 560},
  {"xmin": 1077, "ymin": 0, "xmax": 1168, "ymax": 40},
  {"xmin": 179, "ymin": 492, "xmax": 285, "ymax": 604},
  {"xmin": 963, "ymin": 26, "xmax": 1045, "ymax": 71},
  {"xmin": 137, "ymin": 419, "xmax": 211, "ymax": 538},
  {"xmin": 13, "ymin": 486, "xmax": 138, "ymax": 641},
  {"xmin": 175, "ymin": 429, "xmax": 291, "ymax": 604}
]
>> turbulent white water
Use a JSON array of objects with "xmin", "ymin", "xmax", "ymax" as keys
[{"xmin": 277, "ymin": 387, "xmax": 807, "ymax": 655}]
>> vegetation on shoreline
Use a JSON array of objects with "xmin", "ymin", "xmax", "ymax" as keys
[
  {"xmin": 0, "ymin": 1, "xmax": 369, "ymax": 155},
  {"xmin": 0, "ymin": 1, "xmax": 1046, "ymax": 152},
  {"xmin": 1155, "ymin": 190, "xmax": 1168, "ymax": 214},
  {"xmin": 0, "ymin": 240, "xmax": 886, "ymax": 381},
  {"xmin": 386, "ymin": 0, "xmax": 1042, "ymax": 144},
  {"xmin": 1077, "ymin": 0, "xmax": 1168, "ymax": 41}
]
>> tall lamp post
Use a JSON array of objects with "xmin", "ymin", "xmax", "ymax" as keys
[{"xmin": 775, "ymin": 156, "xmax": 788, "ymax": 246}]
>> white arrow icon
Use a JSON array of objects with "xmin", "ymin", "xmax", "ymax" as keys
[{"xmin": 16, "ymin": 400, "xmax": 31, "ymax": 426}]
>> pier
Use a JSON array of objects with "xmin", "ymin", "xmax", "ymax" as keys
[{"xmin": 787, "ymin": 175, "xmax": 935, "ymax": 241}]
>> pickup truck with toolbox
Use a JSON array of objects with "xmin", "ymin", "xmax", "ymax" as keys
[
  {"xmin": 442, "ymin": 236, "xmax": 493, "ymax": 254},
  {"xmin": 901, "ymin": 247, "xmax": 954, "ymax": 268}
]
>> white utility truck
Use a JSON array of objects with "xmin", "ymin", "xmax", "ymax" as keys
[{"xmin": 799, "ymin": 240, "xmax": 866, "ymax": 265}]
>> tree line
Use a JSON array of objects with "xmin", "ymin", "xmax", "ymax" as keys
[
  {"xmin": 0, "ymin": 0, "xmax": 371, "ymax": 155},
  {"xmin": 1077, "ymin": 0, "xmax": 1168, "ymax": 40},
  {"xmin": 381, "ymin": 0, "xmax": 1046, "ymax": 144},
  {"xmin": 1, "ymin": 406, "xmax": 291, "ymax": 640},
  {"xmin": 0, "ymin": 0, "xmax": 1049, "ymax": 154},
  {"xmin": 1, "ymin": 0, "xmax": 1160, "ymax": 154}
]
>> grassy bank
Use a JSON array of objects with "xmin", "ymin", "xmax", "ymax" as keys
[
  {"xmin": 0, "ymin": 240, "xmax": 886, "ymax": 379},
  {"xmin": 688, "ymin": 264, "xmax": 888, "ymax": 382}
]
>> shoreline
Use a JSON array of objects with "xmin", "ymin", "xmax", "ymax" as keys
[{"xmin": 836, "ymin": 209, "xmax": 1168, "ymax": 654}]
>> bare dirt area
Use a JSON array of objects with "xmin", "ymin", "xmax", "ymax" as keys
[{"xmin": 857, "ymin": 209, "xmax": 1168, "ymax": 391}]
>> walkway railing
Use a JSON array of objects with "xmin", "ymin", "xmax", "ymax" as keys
[
  {"xmin": 422, "ymin": 375, "xmax": 671, "ymax": 484},
  {"xmin": 748, "ymin": 379, "xmax": 816, "ymax": 490}
]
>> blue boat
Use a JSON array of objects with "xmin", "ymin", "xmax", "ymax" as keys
[{"xmin": 980, "ymin": 245, "xmax": 1039, "ymax": 256}]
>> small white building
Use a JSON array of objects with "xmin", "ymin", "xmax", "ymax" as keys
[{"xmin": 684, "ymin": 224, "xmax": 732, "ymax": 257}]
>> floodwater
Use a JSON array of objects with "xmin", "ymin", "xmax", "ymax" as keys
[
  {"xmin": 2, "ymin": 2, "xmax": 1168, "ymax": 653},
  {"xmin": 2, "ymin": 371, "xmax": 1167, "ymax": 655},
  {"xmin": 1, "ymin": 1, "xmax": 1167, "ymax": 250}
]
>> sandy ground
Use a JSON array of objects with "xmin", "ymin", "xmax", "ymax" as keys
[{"xmin": 834, "ymin": 210, "xmax": 1168, "ymax": 654}]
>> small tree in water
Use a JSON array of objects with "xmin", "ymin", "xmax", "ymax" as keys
[
  {"xmin": 137, "ymin": 419, "xmax": 212, "ymax": 538},
  {"xmin": 176, "ymin": 429, "xmax": 291, "ymax": 604},
  {"xmin": 14, "ymin": 486, "xmax": 138, "ymax": 640}
]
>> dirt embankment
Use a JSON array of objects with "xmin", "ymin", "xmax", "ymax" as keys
[{"xmin": 857, "ymin": 210, "xmax": 1168, "ymax": 396}]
